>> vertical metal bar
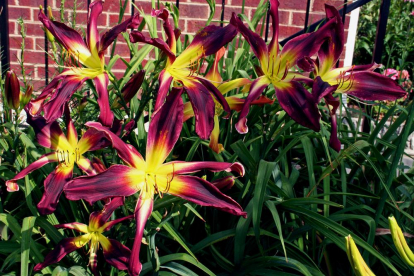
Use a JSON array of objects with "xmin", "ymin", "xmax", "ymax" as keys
[
  {"xmin": 87, "ymin": 0, "xmax": 91, "ymax": 8},
  {"xmin": 264, "ymin": 6, "xmax": 270, "ymax": 43},
  {"xmin": 132, "ymin": 0, "xmax": 135, "ymax": 15},
  {"xmin": 44, "ymin": 1, "xmax": 49, "ymax": 85},
  {"xmin": 220, "ymin": 0, "xmax": 225, "ymax": 27},
  {"xmin": 0, "ymin": 0, "xmax": 10, "ymax": 73},
  {"xmin": 372, "ymin": 0, "xmax": 391, "ymax": 64},
  {"xmin": 303, "ymin": 0, "xmax": 311, "ymax": 32},
  {"xmin": 342, "ymin": 0, "xmax": 348, "ymax": 24},
  {"xmin": 176, "ymin": 0, "xmax": 179, "ymax": 9}
]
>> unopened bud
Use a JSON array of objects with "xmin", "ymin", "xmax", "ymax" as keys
[
  {"xmin": 21, "ymin": 84, "xmax": 33, "ymax": 106},
  {"xmin": 5, "ymin": 70, "xmax": 20, "ymax": 110},
  {"xmin": 78, "ymin": 96, "xmax": 88, "ymax": 113},
  {"xmin": 211, "ymin": 176, "xmax": 235, "ymax": 191},
  {"xmin": 389, "ymin": 216, "xmax": 414, "ymax": 266},
  {"xmin": 112, "ymin": 70, "xmax": 145, "ymax": 108},
  {"xmin": 345, "ymin": 235, "xmax": 376, "ymax": 276}
]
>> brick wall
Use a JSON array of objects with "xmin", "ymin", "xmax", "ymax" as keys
[{"xmin": 5, "ymin": 0, "xmax": 351, "ymax": 90}]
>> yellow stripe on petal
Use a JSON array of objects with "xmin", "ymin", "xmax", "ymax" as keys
[
  {"xmin": 217, "ymin": 78, "xmax": 252, "ymax": 95},
  {"xmin": 209, "ymin": 115, "xmax": 224, "ymax": 154}
]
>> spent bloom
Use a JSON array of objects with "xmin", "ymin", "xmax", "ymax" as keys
[{"xmin": 64, "ymin": 88, "xmax": 247, "ymax": 275}]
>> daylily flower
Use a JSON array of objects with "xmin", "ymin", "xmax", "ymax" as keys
[
  {"xmin": 28, "ymin": 0, "xmax": 139, "ymax": 127},
  {"xmin": 302, "ymin": 6, "xmax": 406, "ymax": 151},
  {"xmin": 64, "ymin": 88, "xmax": 247, "ymax": 276},
  {"xmin": 34, "ymin": 197, "xmax": 133, "ymax": 275},
  {"xmin": 5, "ymin": 106, "xmax": 108, "ymax": 215},
  {"xmin": 183, "ymin": 47, "xmax": 273, "ymax": 153},
  {"xmin": 129, "ymin": 9, "xmax": 238, "ymax": 139},
  {"xmin": 112, "ymin": 70, "xmax": 146, "ymax": 109},
  {"xmin": 231, "ymin": 0, "xmax": 338, "ymax": 134}
]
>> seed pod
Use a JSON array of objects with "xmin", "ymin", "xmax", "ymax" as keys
[
  {"xmin": 5, "ymin": 70, "xmax": 21, "ymax": 110},
  {"xmin": 345, "ymin": 235, "xmax": 376, "ymax": 276}
]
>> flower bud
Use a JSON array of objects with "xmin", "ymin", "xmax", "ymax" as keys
[
  {"xmin": 78, "ymin": 96, "xmax": 88, "ymax": 113},
  {"xmin": 112, "ymin": 70, "xmax": 145, "ymax": 108},
  {"xmin": 5, "ymin": 70, "xmax": 21, "ymax": 110},
  {"xmin": 389, "ymin": 216, "xmax": 414, "ymax": 266},
  {"xmin": 345, "ymin": 235, "xmax": 376, "ymax": 276},
  {"xmin": 21, "ymin": 84, "xmax": 33, "ymax": 107}
]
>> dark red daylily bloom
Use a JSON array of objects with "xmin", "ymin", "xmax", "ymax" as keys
[
  {"xmin": 112, "ymin": 70, "xmax": 146, "ymax": 109},
  {"xmin": 64, "ymin": 88, "xmax": 247, "ymax": 276},
  {"xmin": 34, "ymin": 197, "xmax": 132, "ymax": 275},
  {"xmin": 302, "ymin": 5, "xmax": 407, "ymax": 151},
  {"xmin": 130, "ymin": 9, "xmax": 238, "ymax": 139},
  {"xmin": 28, "ymin": 0, "xmax": 139, "ymax": 127},
  {"xmin": 5, "ymin": 107, "xmax": 108, "ymax": 215},
  {"xmin": 183, "ymin": 47, "xmax": 273, "ymax": 153},
  {"xmin": 231, "ymin": 0, "xmax": 338, "ymax": 134}
]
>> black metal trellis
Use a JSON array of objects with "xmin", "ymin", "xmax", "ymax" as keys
[
  {"xmin": 44, "ymin": 0, "xmax": 49, "ymax": 84},
  {"xmin": 0, "ymin": 0, "xmax": 10, "ymax": 74},
  {"xmin": 0, "ymin": 0, "xmax": 392, "ymax": 85}
]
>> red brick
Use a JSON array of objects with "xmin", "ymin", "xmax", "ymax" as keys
[
  {"xmin": 8, "ymin": 6, "xmax": 32, "ymax": 20},
  {"xmin": 9, "ymin": 36, "xmax": 35, "ymax": 50},
  {"xmin": 74, "ymin": 11, "xmax": 107, "ymax": 26},
  {"xmin": 54, "ymin": 0, "xmax": 88, "ymax": 11},
  {"xmin": 19, "ymin": 0, "xmax": 44, "ymax": 7},
  {"xmin": 278, "ymin": 25, "xmax": 302, "ymax": 39},
  {"xmin": 179, "ymin": 3, "xmax": 209, "ymax": 19},
  {"xmin": 23, "ymin": 51, "xmax": 47, "ymax": 64},
  {"xmin": 25, "ymin": 23, "xmax": 46, "ymax": 36},
  {"xmin": 186, "ymin": 19, "xmax": 207, "ymax": 34},
  {"xmin": 214, "ymin": 6, "xmax": 243, "ymax": 21},
  {"xmin": 311, "ymin": 0, "xmax": 344, "ymax": 12},
  {"xmin": 133, "ymin": 1, "xmax": 153, "ymax": 13},
  {"xmin": 103, "ymin": 0, "xmax": 131, "ymax": 14},
  {"xmin": 9, "ymin": 22, "xmax": 16, "ymax": 35},
  {"xmin": 111, "ymin": 42, "xmax": 131, "ymax": 58},
  {"xmin": 231, "ymin": 0, "xmax": 261, "ymax": 6},
  {"xmin": 291, "ymin": 12, "xmax": 325, "ymax": 27}
]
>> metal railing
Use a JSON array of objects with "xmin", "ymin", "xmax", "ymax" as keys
[{"xmin": 0, "ymin": 0, "xmax": 391, "ymax": 85}]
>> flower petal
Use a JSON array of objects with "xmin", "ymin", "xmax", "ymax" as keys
[
  {"xmin": 54, "ymin": 222, "xmax": 89, "ymax": 233},
  {"xmin": 312, "ymin": 76, "xmax": 338, "ymax": 103},
  {"xmin": 85, "ymin": 122, "xmax": 145, "ymax": 168},
  {"xmin": 26, "ymin": 114, "xmax": 71, "ymax": 150},
  {"xmin": 6, "ymin": 152, "xmax": 58, "ymax": 192},
  {"xmin": 33, "ymin": 235, "xmax": 91, "ymax": 271},
  {"xmin": 268, "ymin": 0, "xmax": 280, "ymax": 58},
  {"xmin": 64, "ymin": 104, "xmax": 78, "ymax": 148},
  {"xmin": 235, "ymin": 76, "xmax": 271, "ymax": 134},
  {"xmin": 173, "ymin": 24, "xmax": 237, "ymax": 68},
  {"xmin": 325, "ymin": 94, "xmax": 341, "ymax": 152},
  {"xmin": 160, "ymin": 175, "xmax": 246, "ymax": 218},
  {"xmin": 64, "ymin": 165, "xmax": 140, "ymax": 205},
  {"xmin": 205, "ymin": 47, "xmax": 225, "ymax": 84},
  {"xmin": 154, "ymin": 70, "xmax": 173, "ymax": 111},
  {"xmin": 157, "ymin": 161, "xmax": 244, "ymax": 176},
  {"xmin": 211, "ymin": 176, "xmax": 236, "ymax": 191},
  {"xmin": 129, "ymin": 196, "xmax": 153, "ymax": 276},
  {"xmin": 146, "ymin": 87, "xmax": 183, "ymax": 170},
  {"xmin": 280, "ymin": 16, "xmax": 337, "ymax": 67},
  {"xmin": 152, "ymin": 9, "xmax": 176, "ymax": 55},
  {"xmin": 183, "ymin": 101, "xmax": 195, "ymax": 122},
  {"xmin": 275, "ymin": 81, "xmax": 321, "ymax": 131},
  {"xmin": 183, "ymin": 80, "xmax": 215, "ymax": 139},
  {"xmin": 38, "ymin": 10, "xmax": 96, "ymax": 69},
  {"xmin": 77, "ymin": 128, "xmax": 109, "ymax": 154},
  {"xmin": 102, "ymin": 237, "xmax": 131, "ymax": 270},
  {"xmin": 27, "ymin": 76, "xmax": 64, "ymax": 116},
  {"xmin": 87, "ymin": 0, "xmax": 103, "ymax": 58},
  {"xmin": 37, "ymin": 164, "xmax": 73, "ymax": 215},
  {"xmin": 196, "ymin": 77, "xmax": 231, "ymax": 117},
  {"xmin": 129, "ymin": 31, "xmax": 175, "ymax": 62},
  {"xmin": 99, "ymin": 14, "xmax": 140, "ymax": 55},
  {"xmin": 209, "ymin": 115, "xmax": 224, "ymax": 154},
  {"xmin": 218, "ymin": 78, "xmax": 252, "ymax": 95},
  {"xmin": 230, "ymin": 13, "xmax": 268, "ymax": 67},
  {"xmin": 42, "ymin": 75, "xmax": 87, "ymax": 124},
  {"xmin": 113, "ymin": 70, "xmax": 145, "ymax": 109},
  {"xmin": 76, "ymin": 157, "xmax": 97, "ymax": 175},
  {"xmin": 93, "ymin": 197, "xmax": 125, "ymax": 227},
  {"xmin": 338, "ymin": 71, "xmax": 407, "ymax": 101},
  {"xmin": 317, "ymin": 5, "xmax": 344, "ymax": 75},
  {"xmin": 94, "ymin": 73, "xmax": 114, "ymax": 127}
]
